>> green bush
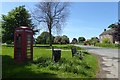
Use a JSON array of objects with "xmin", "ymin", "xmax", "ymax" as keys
[
  {"xmin": 49, "ymin": 65, "xmax": 59, "ymax": 71},
  {"xmin": 6, "ymin": 41, "xmax": 12, "ymax": 44},
  {"xmin": 95, "ymin": 43, "xmax": 120, "ymax": 48},
  {"xmin": 102, "ymin": 38, "xmax": 111, "ymax": 44}
]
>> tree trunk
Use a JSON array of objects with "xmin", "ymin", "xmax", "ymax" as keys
[
  {"xmin": 49, "ymin": 28, "xmax": 52, "ymax": 47},
  {"xmin": 50, "ymin": 30, "xmax": 52, "ymax": 47}
]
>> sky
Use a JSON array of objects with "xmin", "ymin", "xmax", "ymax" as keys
[{"xmin": 1, "ymin": 2, "xmax": 118, "ymax": 42}]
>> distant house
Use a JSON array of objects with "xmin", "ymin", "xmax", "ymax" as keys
[{"xmin": 99, "ymin": 28, "xmax": 119, "ymax": 44}]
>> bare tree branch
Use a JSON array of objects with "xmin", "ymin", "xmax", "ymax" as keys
[{"xmin": 32, "ymin": 2, "xmax": 69, "ymax": 46}]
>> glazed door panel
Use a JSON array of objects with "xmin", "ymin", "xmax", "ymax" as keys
[{"xmin": 16, "ymin": 34, "xmax": 22, "ymax": 59}]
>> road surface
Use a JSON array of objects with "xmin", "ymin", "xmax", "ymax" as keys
[{"xmin": 74, "ymin": 44, "xmax": 119, "ymax": 78}]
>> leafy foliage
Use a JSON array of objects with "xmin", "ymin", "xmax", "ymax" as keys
[
  {"xmin": 83, "ymin": 37, "xmax": 99, "ymax": 45},
  {"xmin": 90, "ymin": 37, "xmax": 99, "ymax": 45},
  {"xmin": 114, "ymin": 24, "xmax": 120, "ymax": 42},
  {"xmin": 36, "ymin": 31, "xmax": 54, "ymax": 44},
  {"xmin": 95, "ymin": 43, "xmax": 120, "ymax": 49},
  {"xmin": 71, "ymin": 38, "xmax": 78, "ymax": 44},
  {"xmin": 33, "ymin": 53, "xmax": 97, "ymax": 77},
  {"xmin": 54, "ymin": 36, "xmax": 62, "ymax": 44},
  {"xmin": 102, "ymin": 38, "xmax": 111, "ymax": 44},
  {"xmin": 108, "ymin": 24, "xmax": 117, "ymax": 28},
  {"xmin": 54, "ymin": 35, "xmax": 69, "ymax": 44},
  {"xmin": 78, "ymin": 37, "xmax": 86, "ymax": 43},
  {"xmin": 2, "ymin": 5, "xmax": 34, "ymax": 43},
  {"xmin": 83, "ymin": 40, "xmax": 92, "ymax": 45},
  {"xmin": 61, "ymin": 35, "xmax": 70, "ymax": 44},
  {"xmin": 106, "ymin": 23, "xmax": 120, "ymax": 44}
]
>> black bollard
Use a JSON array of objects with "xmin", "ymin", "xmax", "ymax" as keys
[
  {"xmin": 52, "ymin": 48, "xmax": 61, "ymax": 62},
  {"xmin": 71, "ymin": 48, "xmax": 77, "ymax": 57}
]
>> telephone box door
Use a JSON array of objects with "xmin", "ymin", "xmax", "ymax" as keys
[{"xmin": 14, "ymin": 33, "xmax": 23, "ymax": 61}]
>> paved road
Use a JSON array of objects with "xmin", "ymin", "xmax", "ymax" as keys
[{"xmin": 74, "ymin": 44, "xmax": 119, "ymax": 78}]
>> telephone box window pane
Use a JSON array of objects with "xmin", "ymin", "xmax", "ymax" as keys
[
  {"xmin": 16, "ymin": 34, "xmax": 22, "ymax": 59},
  {"xmin": 27, "ymin": 44, "xmax": 31, "ymax": 47},
  {"xmin": 27, "ymin": 34, "xmax": 32, "ymax": 59},
  {"xmin": 27, "ymin": 41, "xmax": 31, "ymax": 44},
  {"xmin": 25, "ymin": 30, "xmax": 32, "ymax": 32}
]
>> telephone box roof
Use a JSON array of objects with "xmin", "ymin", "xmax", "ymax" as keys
[{"xmin": 16, "ymin": 26, "xmax": 32, "ymax": 30}]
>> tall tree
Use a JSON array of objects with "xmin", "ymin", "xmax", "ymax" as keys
[
  {"xmin": 54, "ymin": 36, "xmax": 62, "ymax": 44},
  {"xmin": 2, "ymin": 6, "xmax": 34, "ymax": 43},
  {"xmin": 113, "ymin": 24, "xmax": 120, "ymax": 43},
  {"xmin": 108, "ymin": 23, "xmax": 120, "ymax": 43},
  {"xmin": 2, "ymin": 5, "xmax": 35, "ymax": 43},
  {"xmin": 33, "ymin": 2, "xmax": 69, "ymax": 47},
  {"xmin": 54, "ymin": 35, "xmax": 69, "ymax": 44},
  {"xmin": 78, "ymin": 37, "xmax": 85, "ymax": 43},
  {"xmin": 108, "ymin": 24, "xmax": 117, "ymax": 28},
  {"xmin": 71, "ymin": 38, "xmax": 77, "ymax": 44},
  {"xmin": 61, "ymin": 35, "xmax": 69, "ymax": 44},
  {"xmin": 36, "ymin": 31, "xmax": 54, "ymax": 44},
  {"xmin": 90, "ymin": 37, "xmax": 99, "ymax": 45}
]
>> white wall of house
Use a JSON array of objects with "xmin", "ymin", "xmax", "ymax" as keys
[{"xmin": 115, "ymin": 41, "xmax": 119, "ymax": 44}]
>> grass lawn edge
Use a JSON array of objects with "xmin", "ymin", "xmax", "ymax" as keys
[{"xmin": 90, "ymin": 52, "xmax": 106, "ymax": 78}]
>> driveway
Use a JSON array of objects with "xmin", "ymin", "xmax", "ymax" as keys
[{"xmin": 74, "ymin": 44, "xmax": 119, "ymax": 78}]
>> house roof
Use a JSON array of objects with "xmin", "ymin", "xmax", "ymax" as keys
[{"xmin": 99, "ymin": 28, "xmax": 116, "ymax": 36}]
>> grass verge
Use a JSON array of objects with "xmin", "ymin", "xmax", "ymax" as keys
[
  {"xmin": 95, "ymin": 43, "xmax": 120, "ymax": 49},
  {"xmin": 2, "ymin": 44, "xmax": 98, "ymax": 78}
]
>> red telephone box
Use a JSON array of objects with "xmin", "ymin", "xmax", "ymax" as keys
[{"xmin": 14, "ymin": 26, "xmax": 33, "ymax": 63}]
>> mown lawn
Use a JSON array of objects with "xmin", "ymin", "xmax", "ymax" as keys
[{"xmin": 2, "ymin": 44, "xmax": 99, "ymax": 78}]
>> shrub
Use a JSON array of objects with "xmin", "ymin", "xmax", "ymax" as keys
[
  {"xmin": 6, "ymin": 41, "xmax": 12, "ymax": 44},
  {"xmin": 95, "ymin": 43, "xmax": 120, "ymax": 48},
  {"xmin": 102, "ymin": 38, "xmax": 111, "ymax": 44},
  {"xmin": 49, "ymin": 65, "xmax": 59, "ymax": 71}
]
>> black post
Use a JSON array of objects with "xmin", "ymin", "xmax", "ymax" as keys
[
  {"xmin": 71, "ymin": 48, "xmax": 77, "ymax": 57},
  {"xmin": 52, "ymin": 48, "xmax": 61, "ymax": 62}
]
